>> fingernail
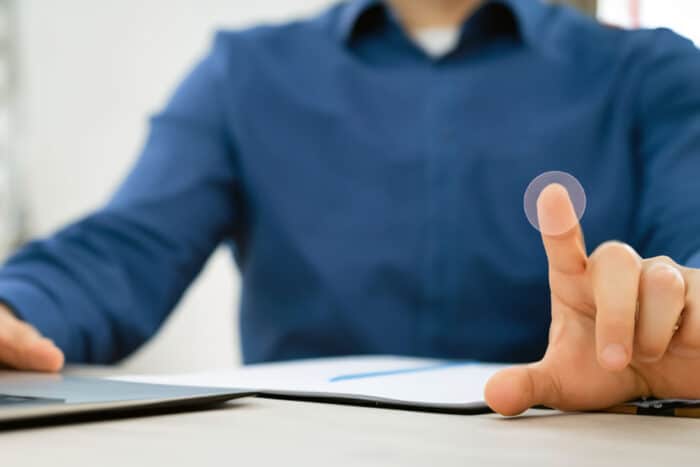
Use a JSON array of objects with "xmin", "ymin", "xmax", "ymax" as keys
[
  {"xmin": 601, "ymin": 344, "xmax": 628, "ymax": 369},
  {"xmin": 536, "ymin": 184, "xmax": 578, "ymax": 237},
  {"xmin": 647, "ymin": 262, "xmax": 684, "ymax": 282}
]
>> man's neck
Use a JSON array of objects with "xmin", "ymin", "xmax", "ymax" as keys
[{"xmin": 386, "ymin": 0, "xmax": 485, "ymax": 33}]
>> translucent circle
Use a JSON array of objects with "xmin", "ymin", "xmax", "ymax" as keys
[{"xmin": 523, "ymin": 171, "xmax": 586, "ymax": 234}]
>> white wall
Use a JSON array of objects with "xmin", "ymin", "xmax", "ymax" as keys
[{"xmin": 14, "ymin": 0, "xmax": 333, "ymax": 373}]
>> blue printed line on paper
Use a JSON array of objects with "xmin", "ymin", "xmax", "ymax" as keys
[{"xmin": 328, "ymin": 361, "xmax": 475, "ymax": 383}]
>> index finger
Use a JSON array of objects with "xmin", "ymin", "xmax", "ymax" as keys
[{"xmin": 537, "ymin": 183, "xmax": 587, "ymax": 275}]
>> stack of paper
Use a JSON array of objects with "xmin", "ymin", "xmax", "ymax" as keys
[{"xmin": 113, "ymin": 355, "xmax": 507, "ymax": 413}]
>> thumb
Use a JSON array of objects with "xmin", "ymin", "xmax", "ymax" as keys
[{"xmin": 484, "ymin": 364, "xmax": 560, "ymax": 416}]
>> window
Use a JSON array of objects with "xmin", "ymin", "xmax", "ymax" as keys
[{"xmin": 598, "ymin": 0, "xmax": 700, "ymax": 45}]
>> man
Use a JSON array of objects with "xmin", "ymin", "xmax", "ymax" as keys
[{"xmin": 0, "ymin": 0, "xmax": 699, "ymax": 416}]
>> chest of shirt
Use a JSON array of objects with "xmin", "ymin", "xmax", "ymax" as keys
[{"xmin": 226, "ymin": 37, "xmax": 637, "ymax": 269}]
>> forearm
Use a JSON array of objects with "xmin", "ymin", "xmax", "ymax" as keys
[
  {"xmin": 0, "ymin": 209, "xmax": 202, "ymax": 363},
  {"xmin": 0, "ymin": 33, "xmax": 239, "ymax": 363}
]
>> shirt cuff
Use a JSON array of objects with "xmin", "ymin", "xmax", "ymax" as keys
[
  {"xmin": 685, "ymin": 251, "xmax": 700, "ymax": 269},
  {"xmin": 0, "ymin": 279, "xmax": 71, "ymax": 352}
]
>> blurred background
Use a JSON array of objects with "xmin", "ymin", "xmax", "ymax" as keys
[{"xmin": 0, "ymin": 0, "xmax": 697, "ymax": 373}]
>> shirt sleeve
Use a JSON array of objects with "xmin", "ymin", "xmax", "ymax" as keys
[
  {"xmin": 0, "ymin": 33, "xmax": 240, "ymax": 363},
  {"xmin": 633, "ymin": 29, "xmax": 700, "ymax": 268}
]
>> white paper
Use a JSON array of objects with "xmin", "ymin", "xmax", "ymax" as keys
[{"xmin": 112, "ymin": 355, "xmax": 508, "ymax": 408}]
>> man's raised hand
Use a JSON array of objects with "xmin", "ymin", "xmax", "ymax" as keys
[{"xmin": 485, "ymin": 183, "xmax": 700, "ymax": 415}]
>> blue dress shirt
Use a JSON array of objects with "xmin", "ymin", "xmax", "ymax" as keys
[{"xmin": 1, "ymin": 0, "xmax": 699, "ymax": 364}]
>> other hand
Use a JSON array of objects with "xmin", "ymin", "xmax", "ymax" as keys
[{"xmin": 0, "ymin": 304, "xmax": 64, "ymax": 372}]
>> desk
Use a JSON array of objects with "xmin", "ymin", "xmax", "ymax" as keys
[{"xmin": 0, "ymin": 368, "xmax": 697, "ymax": 466}]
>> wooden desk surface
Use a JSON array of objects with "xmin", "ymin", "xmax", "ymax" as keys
[{"xmin": 0, "ymin": 368, "xmax": 697, "ymax": 466}]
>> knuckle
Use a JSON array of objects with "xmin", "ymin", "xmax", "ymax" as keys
[
  {"xmin": 19, "ymin": 322, "xmax": 40, "ymax": 337},
  {"xmin": 13, "ymin": 321, "xmax": 30, "ymax": 335},
  {"xmin": 14, "ymin": 320, "xmax": 39, "ymax": 337},
  {"xmin": 644, "ymin": 263, "xmax": 685, "ymax": 293},
  {"xmin": 593, "ymin": 241, "xmax": 641, "ymax": 268},
  {"xmin": 0, "ymin": 321, "xmax": 36, "ymax": 348}
]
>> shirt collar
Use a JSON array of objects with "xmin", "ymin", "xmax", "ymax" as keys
[
  {"xmin": 336, "ymin": 0, "xmax": 383, "ymax": 43},
  {"xmin": 335, "ymin": 0, "xmax": 548, "ymax": 48}
]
